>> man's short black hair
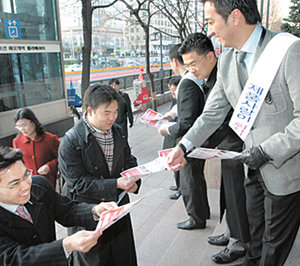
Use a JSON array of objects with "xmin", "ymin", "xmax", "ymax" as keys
[
  {"xmin": 201, "ymin": 0, "xmax": 261, "ymax": 24},
  {"xmin": 168, "ymin": 76, "xmax": 181, "ymax": 87},
  {"xmin": 169, "ymin": 44, "xmax": 184, "ymax": 65},
  {"xmin": 178, "ymin": 33, "xmax": 215, "ymax": 57},
  {"xmin": 108, "ymin": 78, "xmax": 120, "ymax": 85},
  {"xmin": 0, "ymin": 147, "xmax": 23, "ymax": 171},
  {"xmin": 83, "ymin": 84, "xmax": 121, "ymax": 110}
]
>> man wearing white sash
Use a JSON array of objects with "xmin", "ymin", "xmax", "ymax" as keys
[{"xmin": 167, "ymin": 0, "xmax": 300, "ymax": 265}]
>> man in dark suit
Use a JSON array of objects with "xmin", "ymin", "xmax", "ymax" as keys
[
  {"xmin": 179, "ymin": 32, "xmax": 250, "ymax": 264},
  {"xmin": 167, "ymin": 1, "xmax": 300, "ymax": 265},
  {"xmin": 109, "ymin": 78, "xmax": 133, "ymax": 137},
  {"xmin": 158, "ymin": 44, "xmax": 209, "ymax": 230},
  {"xmin": 0, "ymin": 146, "xmax": 116, "ymax": 266},
  {"xmin": 59, "ymin": 84, "xmax": 141, "ymax": 266},
  {"xmin": 162, "ymin": 76, "xmax": 181, "ymax": 200}
]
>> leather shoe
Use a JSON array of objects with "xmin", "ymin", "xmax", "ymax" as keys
[
  {"xmin": 207, "ymin": 234, "xmax": 229, "ymax": 246},
  {"xmin": 169, "ymin": 185, "xmax": 178, "ymax": 191},
  {"xmin": 177, "ymin": 217, "xmax": 205, "ymax": 230},
  {"xmin": 212, "ymin": 248, "xmax": 246, "ymax": 264},
  {"xmin": 169, "ymin": 191, "xmax": 181, "ymax": 200}
]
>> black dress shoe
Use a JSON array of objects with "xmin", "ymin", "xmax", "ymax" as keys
[
  {"xmin": 177, "ymin": 217, "xmax": 205, "ymax": 230},
  {"xmin": 169, "ymin": 185, "xmax": 178, "ymax": 191},
  {"xmin": 211, "ymin": 248, "xmax": 246, "ymax": 264},
  {"xmin": 169, "ymin": 191, "xmax": 181, "ymax": 200},
  {"xmin": 207, "ymin": 234, "xmax": 229, "ymax": 246}
]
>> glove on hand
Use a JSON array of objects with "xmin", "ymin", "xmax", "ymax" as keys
[
  {"xmin": 129, "ymin": 123, "xmax": 133, "ymax": 128},
  {"xmin": 240, "ymin": 145, "xmax": 270, "ymax": 170}
]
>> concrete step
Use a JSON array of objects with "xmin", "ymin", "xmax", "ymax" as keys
[{"xmin": 130, "ymin": 186, "xmax": 221, "ymax": 266}]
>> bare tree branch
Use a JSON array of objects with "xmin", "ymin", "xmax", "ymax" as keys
[{"xmin": 92, "ymin": 0, "xmax": 119, "ymax": 11}]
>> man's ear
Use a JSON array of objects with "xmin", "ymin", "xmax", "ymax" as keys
[
  {"xmin": 171, "ymin": 58, "xmax": 178, "ymax": 67},
  {"xmin": 230, "ymin": 8, "xmax": 243, "ymax": 26},
  {"xmin": 87, "ymin": 107, "xmax": 93, "ymax": 116},
  {"xmin": 207, "ymin": 51, "xmax": 216, "ymax": 62}
]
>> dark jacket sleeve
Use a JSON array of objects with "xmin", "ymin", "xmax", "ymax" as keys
[
  {"xmin": 58, "ymin": 133, "xmax": 118, "ymax": 202},
  {"xmin": 124, "ymin": 93, "xmax": 133, "ymax": 125},
  {"xmin": 59, "ymin": 125, "xmax": 140, "ymax": 203},
  {"xmin": 168, "ymin": 79, "xmax": 205, "ymax": 140},
  {"xmin": 122, "ymin": 137, "xmax": 141, "ymax": 194}
]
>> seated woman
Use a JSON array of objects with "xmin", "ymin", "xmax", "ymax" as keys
[{"xmin": 13, "ymin": 108, "xmax": 60, "ymax": 188}]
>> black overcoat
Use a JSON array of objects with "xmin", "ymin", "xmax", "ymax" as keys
[
  {"xmin": 0, "ymin": 176, "xmax": 96, "ymax": 266},
  {"xmin": 59, "ymin": 120, "xmax": 140, "ymax": 266},
  {"xmin": 115, "ymin": 91, "xmax": 133, "ymax": 137}
]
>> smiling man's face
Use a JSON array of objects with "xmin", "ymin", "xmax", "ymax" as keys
[{"xmin": 0, "ymin": 160, "xmax": 32, "ymax": 205}]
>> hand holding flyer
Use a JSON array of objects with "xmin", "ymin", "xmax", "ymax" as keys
[
  {"xmin": 141, "ymin": 109, "xmax": 176, "ymax": 128},
  {"xmin": 121, "ymin": 157, "xmax": 166, "ymax": 179},
  {"xmin": 95, "ymin": 188, "xmax": 162, "ymax": 232},
  {"xmin": 95, "ymin": 199, "xmax": 143, "ymax": 232}
]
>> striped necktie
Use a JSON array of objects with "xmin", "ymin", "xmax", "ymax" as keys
[{"xmin": 16, "ymin": 205, "xmax": 33, "ymax": 223}]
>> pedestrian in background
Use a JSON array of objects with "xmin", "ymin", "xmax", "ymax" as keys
[
  {"xmin": 13, "ymin": 108, "xmax": 60, "ymax": 189},
  {"xmin": 109, "ymin": 78, "xmax": 133, "ymax": 137}
]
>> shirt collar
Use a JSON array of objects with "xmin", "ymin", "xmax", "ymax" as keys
[
  {"xmin": 83, "ymin": 112, "xmax": 112, "ymax": 136},
  {"xmin": 237, "ymin": 24, "xmax": 263, "ymax": 54},
  {"xmin": 0, "ymin": 202, "xmax": 19, "ymax": 214}
]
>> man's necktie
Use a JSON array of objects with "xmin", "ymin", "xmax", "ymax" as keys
[
  {"xmin": 16, "ymin": 205, "xmax": 33, "ymax": 223},
  {"xmin": 236, "ymin": 51, "xmax": 248, "ymax": 87}
]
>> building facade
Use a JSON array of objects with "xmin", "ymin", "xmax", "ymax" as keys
[{"xmin": 0, "ymin": 0, "xmax": 73, "ymax": 146}]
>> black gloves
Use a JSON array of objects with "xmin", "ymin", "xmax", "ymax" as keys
[
  {"xmin": 240, "ymin": 145, "xmax": 270, "ymax": 170},
  {"xmin": 129, "ymin": 123, "xmax": 133, "ymax": 128}
]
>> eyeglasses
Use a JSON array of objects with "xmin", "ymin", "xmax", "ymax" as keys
[
  {"xmin": 15, "ymin": 121, "xmax": 32, "ymax": 131},
  {"xmin": 0, "ymin": 169, "xmax": 33, "ymax": 190},
  {"xmin": 184, "ymin": 53, "xmax": 208, "ymax": 71}
]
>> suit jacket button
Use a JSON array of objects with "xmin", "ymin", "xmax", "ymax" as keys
[
  {"xmin": 94, "ymin": 166, "xmax": 98, "ymax": 170},
  {"xmin": 33, "ymin": 234, "xmax": 37, "ymax": 239}
]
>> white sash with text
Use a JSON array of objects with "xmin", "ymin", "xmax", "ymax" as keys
[{"xmin": 229, "ymin": 33, "xmax": 298, "ymax": 141}]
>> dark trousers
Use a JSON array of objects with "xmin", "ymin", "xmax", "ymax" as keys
[
  {"xmin": 243, "ymin": 169, "xmax": 300, "ymax": 266},
  {"xmin": 173, "ymin": 170, "xmax": 180, "ymax": 190},
  {"xmin": 179, "ymin": 158, "xmax": 210, "ymax": 224},
  {"xmin": 221, "ymin": 159, "xmax": 250, "ymax": 243}
]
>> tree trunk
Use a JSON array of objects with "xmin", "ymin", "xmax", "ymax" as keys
[
  {"xmin": 144, "ymin": 27, "xmax": 156, "ymax": 111},
  {"xmin": 81, "ymin": 0, "xmax": 92, "ymax": 97}
]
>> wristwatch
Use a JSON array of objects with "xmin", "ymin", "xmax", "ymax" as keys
[{"xmin": 178, "ymin": 143, "xmax": 187, "ymax": 154}]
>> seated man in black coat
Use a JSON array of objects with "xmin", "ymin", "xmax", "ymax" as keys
[{"xmin": 0, "ymin": 146, "xmax": 116, "ymax": 266}]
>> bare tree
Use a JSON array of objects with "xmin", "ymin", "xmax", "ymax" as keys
[
  {"xmin": 152, "ymin": 0, "xmax": 205, "ymax": 41},
  {"xmin": 119, "ymin": 0, "xmax": 158, "ymax": 110},
  {"xmin": 81, "ymin": 0, "xmax": 119, "ymax": 96}
]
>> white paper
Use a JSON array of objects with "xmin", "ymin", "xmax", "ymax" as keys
[{"xmin": 188, "ymin": 147, "xmax": 241, "ymax": 160}]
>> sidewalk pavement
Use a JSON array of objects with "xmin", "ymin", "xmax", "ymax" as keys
[{"xmin": 56, "ymin": 101, "xmax": 299, "ymax": 266}]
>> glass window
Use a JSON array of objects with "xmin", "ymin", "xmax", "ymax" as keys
[
  {"xmin": 0, "ymin": 52, "xmax": 64, "ymax": 112},
  {"xmin": 0, "ymin": 0, "xmax": 59, "ymax": 41}
]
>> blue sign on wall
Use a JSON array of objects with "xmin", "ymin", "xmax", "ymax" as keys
[{"xmin": 4, "ymin": 18, "xmax": 21, "ymax": 39}]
